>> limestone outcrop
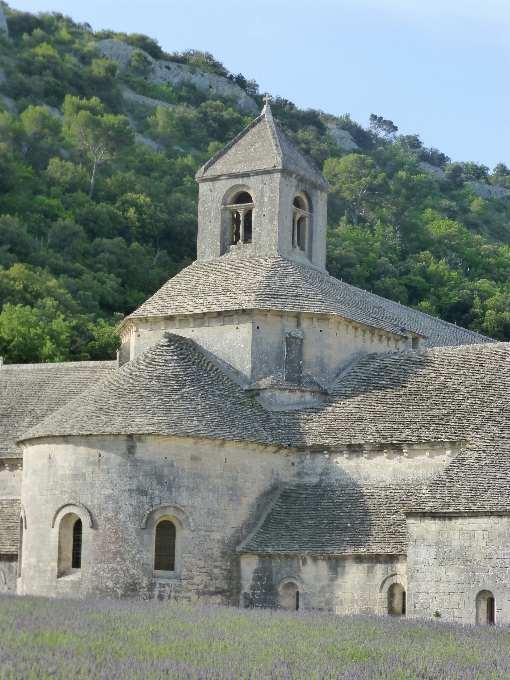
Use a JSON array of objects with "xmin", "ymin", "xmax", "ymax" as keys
[
  {"xmin": 327, "ymin": 126, "xmax": 359, "ymax": 150},
  {"xmin": 419, "ymin": 161, "xmax": 509, "ymax": 199},
  {"xmin": 95, "ymin": 39, "xmax": 258, "ymax": 116}
]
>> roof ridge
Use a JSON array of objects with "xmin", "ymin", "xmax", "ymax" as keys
[
  {"xmin": 195, "ymin": 113, "xmax": 265, "ymax": 180},
  {"xmin": 263, "ymin": 110, "xmax": 284, "ymax": 167}
]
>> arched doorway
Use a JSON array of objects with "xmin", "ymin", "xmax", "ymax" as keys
[
  {"xmin": 476, "ymin": 590, "xmax": 495, "ymax": 625},
  {"xmin": 387, "ymin": 583, "xmax": 406, "ymax": 616},
  {"xmin": 280, "ymin": 582, "xmax": 300, "ymax": 611}
]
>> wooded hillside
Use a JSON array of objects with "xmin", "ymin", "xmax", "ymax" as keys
[{"xmin": 0, "ymin": 5, "xmax": 508, "ymax": 363}]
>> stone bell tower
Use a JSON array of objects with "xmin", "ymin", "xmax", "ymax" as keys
[{"xmin": 195, "ymin": 99, "xmax": 330, "ymax": 270}]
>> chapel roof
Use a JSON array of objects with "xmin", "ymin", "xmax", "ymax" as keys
[
  {"xmin": 277, "ymin": 341, "xmax": 510, "ymax": 448},
  {"xmin": 17, "ymin": 337, "xmax": 510, "ymax": 556},
  {"xmin": 20, "ymin": 337, "xmax": 509, "ymax": 452},
  {"xmin": 195, "ymin": 104, "xmax": 330, "ymax": 190},
  {"xmin": 19, "ymin": 334, "xmax": 278, "ymax": 446},
  {"xmin": 125, "ymin": 254, "xmax": 491, "ymax": 348},
  {"xmin": 0, "ymin": 360, "xmax": 116, "ymax": 459},
  {"xmin": 0, "ymin": 499, "xmax": 21, "ymax": 554},
  {"xmin": 239, "ymin": 483, "xmax": 412, "ymax": 555}
]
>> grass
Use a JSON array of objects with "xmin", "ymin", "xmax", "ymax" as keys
[{"xmin": 1, "ymin": 596, "xmax": 510, "ymax": 679}]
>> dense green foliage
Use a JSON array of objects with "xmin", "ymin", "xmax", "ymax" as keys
[{"xmin": 0, "ymin": 5, "xmax": 508, "ymax": 363}]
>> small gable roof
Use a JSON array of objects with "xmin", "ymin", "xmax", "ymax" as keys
[
  {"xmin": 239, "ymin": 483, "xmax": 412, "ymax": 555},
  {"xmin": 195, "ymin": 105, "xmax": 329, "ymax": 190}
]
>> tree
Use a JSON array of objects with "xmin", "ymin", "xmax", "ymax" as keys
[
  {"xmin": 369, "ymin": 114, "xmax": 398, "ymax": 139},
  {"xmin": 128, "ymin": 50, "xmax": 153, "ymax": 77},
  {"xmin": 324, "ymin": 154, "xmax": 387, "ymax": 226},
  {"xmin": 62, "ymin": 95, "xmax": 133, "ymax": 198},
  {"xmin": 0, "ymin": 301, "xmax": 72, "ymax": 363},
  {"xmin": 19, "ymin": 106, "xmax": 61, "ymax": 166},
  {"xmin": 490, "ymin": 163, "xmax": 510, "ymax": 188}
]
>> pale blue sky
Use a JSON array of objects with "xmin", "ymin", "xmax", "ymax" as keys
[{"xmin": 7, "ymin": 0, "xmax": 510, "ymax": 169}]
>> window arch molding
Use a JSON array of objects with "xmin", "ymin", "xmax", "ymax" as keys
[
  {"xmin": 221, "ymin": 184, "xmax": 255, "ymax": 208},
  {"xmin": 140, "ymin": 505, "xmax": 193, "ymax": 580},
  {"xmin": 51, "ymin": 502, "xmax": 95, "ymax": 529},
  {"xmin": 378, "ymin": 572, "xmax": 407, "ymax": 615}
]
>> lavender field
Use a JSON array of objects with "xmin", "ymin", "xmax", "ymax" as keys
[{"xmin": 1, "ymin": 596, "xmax": 510, "ymax": 680}]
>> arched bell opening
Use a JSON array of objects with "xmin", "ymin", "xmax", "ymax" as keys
[
  {"xmin": 225, "ymin": 190, "xmax": 254, "ymax": 246},
  {"xmin": 292, "ymin": 192, "xmax": 312, "ymax": 257}
]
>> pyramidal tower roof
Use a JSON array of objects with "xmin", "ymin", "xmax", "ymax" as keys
[{"xmin": 195, "ymin": 102, "xmax": 329, "ymax": 191}]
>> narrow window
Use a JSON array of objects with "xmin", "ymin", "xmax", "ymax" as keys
[
  {"xmin": 57, "ymin": 512, "xmax": 84, "ymax": 577},
  {"xmin": 283, "ymin": 329, "xmax": 303, "ymax": 384},
  {"xmin": 388, "ymin": 583, "xmax": 406, "ymax": 616},
  {"xmin": 17, "ymin": 517, "xmax": 23, "ymax": 578},
  {"xmin": 154, "ymin": 520, "xmax": 176, "ymax": 571},
  {"xmin": 476, "ymin": 590, "xmax": 495, "ymax": 625},
  {"xmin": 487, "ymin": 596, "xmax": 495, "ymax": 625},
  {"xmin": 476, "ymin": 590, "xmax": 496, "ymax": 626},
  {"xmin": 296, "ymin": 590, "xmax": 300, "ymax": 611},
  {"xmin": 72, "ymin": 518, "xmax": 82, "ymax": 569}
]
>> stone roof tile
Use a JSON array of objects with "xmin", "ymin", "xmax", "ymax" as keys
[
  {"xmin": 0, "ymin": 361, "xmax": 116, "ymax": 459},
  {"xmin": 240, "ymin": 483, "xmax": 412, "ymax": 555},
  {"xmin": 129, "ymin": 255, "xmax": 490, "ymax": 345},
  {"xmin": 0, "ymin": 499, "xmax": 20, "ymax": 554},
  {"xmin": 196, "ymin": 107, "xmax": 329, "ymax": 190},
  {"xmin": 20, "ymin": 335, "xmax": 278, "ymax": 445}
]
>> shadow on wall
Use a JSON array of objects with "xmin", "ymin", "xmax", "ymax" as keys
[{"xmin": 241, "ymin": 475, "xmax": 377, "ymax": 608}]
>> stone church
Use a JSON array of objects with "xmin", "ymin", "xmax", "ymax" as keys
[{"xmin": 1, "ymin": 102, "xmax": 509, "ymax": 625}]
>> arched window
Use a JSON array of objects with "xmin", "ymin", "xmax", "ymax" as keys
[
  {"xmin": 227, "ymin": 191, "xmax": 253, "ymax": 245},
  {"xmin": 57, "ymin": 512, "xmax": 83, "ymax": 578},
  {"xmin": 280, "ymin": 582, "xmax": 300, "ymax": 610},
  {"xmin": 292, "ymin": 194, "xmax": 312, "ymax": 254},
  {"xmin": 72, "ymin": 519, "xmax": 82, "ymax": 569},
  {"xmin": 388, "ymin": 583, "xmax": 406, "ymax": 616},
  {"xmin": 476, "ymin": 590, "xmax": 495, "ymax": 625},
  {"xmin": 154, "ymin": 519, "xmax": 176, "ymax": 572}
]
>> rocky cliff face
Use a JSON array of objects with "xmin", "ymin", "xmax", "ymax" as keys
[
  {"xmin": 419, "ymin": 162, "xmax": 509, "ymax": 199},
  {"xmin": 327, "ymin": 126, "xmax": 359, "ymax": 150},
  {"xmin": 95, "ymin": 39, "xmax": 258, "ymax": 116}
]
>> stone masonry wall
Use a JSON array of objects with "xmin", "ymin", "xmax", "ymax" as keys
[
  {"xmin": 127, "ymin": 310, "xmax": 405, "ymax": 389},
  {"xmin": 240, "ymin": 554, "xmax": 407, "ymax": 614},
  {"xmin": 0, "ymin": 556, "xmax": 17, "ymax": 593},
  {"xmin": 18, "ymin": 435, "xmax": 291, "ymax": 601},
  {"xmin": 407, "ymin": 514, "xmax": 510, "ymax": 623}
]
